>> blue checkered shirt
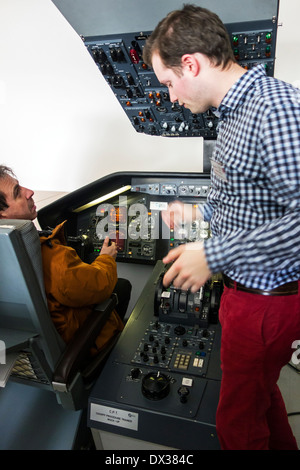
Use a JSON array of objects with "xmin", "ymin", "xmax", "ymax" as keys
[{"xmin": 203, "ymin": 64, "xmax": 300, "ymax": 290}]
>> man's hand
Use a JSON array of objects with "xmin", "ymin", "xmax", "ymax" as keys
[
  {"xmin": 162, "ymin": 241, "xmax": 212, "ymax": 293},
  {"xmin": 100, "ymin": 236, "xmax": 117, "ymax": 259}
]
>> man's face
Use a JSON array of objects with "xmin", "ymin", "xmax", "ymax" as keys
[
  {"xmin": 0, "ymin": 175, "xmax": 37, "ymax": 220},
  {"xmin": 151, "ymin": 51, "xmax": 210, "ymax": 114}
]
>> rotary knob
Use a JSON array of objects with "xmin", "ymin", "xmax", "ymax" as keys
[
  {"xmin": 178, "ymin": 386, "xmax": 190, "ymax": 403},
  {"xmin": 174, "ymin": 325, "xmax": 186, "ymax": 335},
  {"xmin": 141, "ymin": 372, "xmax": 170, "ymax": 400}
]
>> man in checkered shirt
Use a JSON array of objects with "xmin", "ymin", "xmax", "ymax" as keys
[{"xmin": 144, "ymin": 4, "xmax": 300, "ymax": 450}]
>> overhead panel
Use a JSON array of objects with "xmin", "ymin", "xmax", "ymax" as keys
[{"xmin": 52, "ymin": 0, "xmax": 279, "ymax": 138}]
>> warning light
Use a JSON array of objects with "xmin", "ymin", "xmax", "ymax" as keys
[
  {"xmin": 265, "ymin": 45, "xmax": 271, "ymax": 57},
  {"xmin": 233, "ymin": 48, "xmax": 239, "ymax": 60},
  {"xmin": 265, "ymin": 33, "xmax": 272, "ymax": 43}
]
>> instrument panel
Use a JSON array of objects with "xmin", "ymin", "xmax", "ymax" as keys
[
  {"xmin": 88, "ymin": 261, "xmax": 222, "ymax": 450},
  {"xmin": 67, "ymin": 175, "xmax": 211, "ymax": 264},
  {"xmin": 83, "ymin": 18, "xmax": 277, "ymax": 139}
]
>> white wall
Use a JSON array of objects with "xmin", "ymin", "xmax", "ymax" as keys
[
  {"xmin": 275, "ymin": 0, "xmax": 300, "ymax": 87},
  {"xmin": 0, "ymin": 0, "xmax": 299, "ymax": 194}
]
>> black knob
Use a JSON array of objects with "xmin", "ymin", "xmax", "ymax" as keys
[
  {"xmin": 142, "ymin": 372, "xmax": 170, "ymax": 400},
  {"xmin": 178, "ymin": 386, "xmax": 190, "ymax": 403},
  {"xmin": 130, "ymin": 368, "xmax": 140, "ymax": 379},
  {"xmin": 174, "ymin": 325, "xmax": 186, "ymax": 335}
]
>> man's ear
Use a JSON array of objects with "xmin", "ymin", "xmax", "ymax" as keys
[
  {"xmin": 0, "ymin": 207, "xmax": 8, "ymax": 219},
  {"xmin": 181, "ymin": 54, "xmax": 200, "ymax": 76}
]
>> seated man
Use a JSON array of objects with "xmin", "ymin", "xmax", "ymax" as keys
[{"xmin": 0, "ymin": 164, "xmax": 131, "ymax": 354}]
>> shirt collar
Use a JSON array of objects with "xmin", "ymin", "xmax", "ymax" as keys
[{"xmin": 215, "ymin": 64, "xmax": 266, "ymax": 119}]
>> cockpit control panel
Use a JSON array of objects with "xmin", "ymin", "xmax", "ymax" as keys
[
  {"xmin": 53, "ymin": 173, "xmax": 212, "ymax": 265},
  {"xmin": 38, "ymin": 172, "xmax": 222, "ymax": 449},
  {"xmin": 83, "ymin": 18, "xmax": 277, "ymax": 138},
  {"xmin": 88, "ymin": 261, "xmax": 223, "ymax": 450}
]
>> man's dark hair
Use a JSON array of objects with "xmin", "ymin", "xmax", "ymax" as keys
[
  {"xmin": 143, "ymin": 4, "xmax": 235, "ymax": 73},
  {"xmin": 0, "ymin": 165, "xmax": 15, "ymax": 211}
]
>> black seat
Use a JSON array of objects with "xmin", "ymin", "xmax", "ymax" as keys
[{"xmin": 0, "ymin": 219, "xmax": 119, "ymax": 411}]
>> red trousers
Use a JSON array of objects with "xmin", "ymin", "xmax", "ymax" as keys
[{"xmin": 216, "ymin": 284, "xmax": 300, "ymax": 450}]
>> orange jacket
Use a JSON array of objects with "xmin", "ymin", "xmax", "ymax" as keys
[{"xmin": 39, "ymin": 221, "xmax": 123, "ymax": 353}]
